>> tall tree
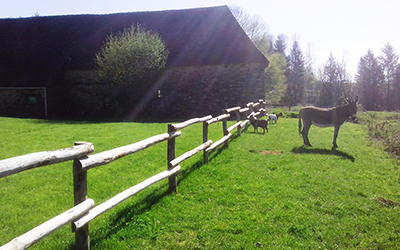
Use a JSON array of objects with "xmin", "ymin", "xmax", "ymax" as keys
[
  {"xmin": 265, "ymin": 53, "xmax": 287, "ymax": 106},
  {"xmin": 379, "ymin": 43, "xmax": 399, "ymax": 110},
  {"xmin": 274, "ymin": 34, "xmax": 288, "ymax": 55},
  {"xmin": 395, "ymin": 64, "xmax": 400, "ymax": 109},
  {"xmin": 286, "ymin": 40, "xmax": 306, "ymax": 108},
  {"xmin": 355, "ymin": 49, "xmax": 383, "ymax": 110},
  {"xmin": 318, "ymin": 53, "xmax": 351, "ymax": 107},
  {"xmin": 304, "ymin": 42, "xmax": 319, "ymax": 105}
]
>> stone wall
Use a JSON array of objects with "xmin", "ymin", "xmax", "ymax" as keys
[
  {"xmin": 60, "ymin": 62, "xmax": 266, "ymax": 120},
  {"xmin": 0, "ymin": 88, "xmax": 46, "ymax": 118},
  {"xmin": 155, "ymin": 63, "xmax": 266, "ymax": 118}
]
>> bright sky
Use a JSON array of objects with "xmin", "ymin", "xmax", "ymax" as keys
[{"xmin": 1, "ymin": 0, "xmax": 399, "ymax": 79}]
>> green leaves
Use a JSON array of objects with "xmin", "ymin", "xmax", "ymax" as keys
[{"xmin": 95, "ymin": 24, "xmax": 169, "ymax": 86}]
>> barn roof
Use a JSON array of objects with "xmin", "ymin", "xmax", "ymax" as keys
[{"xmin": 0, "ymin": 5, "xmax": 268, "ymax": 87}]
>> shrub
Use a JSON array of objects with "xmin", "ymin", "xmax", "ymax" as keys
[
  {"xmin": 95, "ymin": 24, "xmax": 169, "ymax": 86},
  {"xmin": 359, "ymin": 112, "xmax": 400, "ymax": 158}
]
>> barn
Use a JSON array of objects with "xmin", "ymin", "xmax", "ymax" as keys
[{"xmin": 0, "ymin": 5, "xmax": 269, "ymax": 120}]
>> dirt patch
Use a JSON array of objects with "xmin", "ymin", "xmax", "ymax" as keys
[
  {"xmin": 260, "ymin": 150, "xmax": 281, "ymax": 155},
  {"xmin": 377, "ymin": 197, "xmax": 400, "ymax": 207}
]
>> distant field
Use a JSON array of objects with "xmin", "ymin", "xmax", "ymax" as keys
[{"xmin": 1, "ymin": 114, "xmax": 399, "ymax": 249}]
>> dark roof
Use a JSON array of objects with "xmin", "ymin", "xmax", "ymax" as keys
[{"xmin": 0, "ymin": 6, "xmax": 268, "ymax": 87}]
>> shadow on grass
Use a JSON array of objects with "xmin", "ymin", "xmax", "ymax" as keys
[
  {"xmin": 87, "ymin": 142, "xmax": 229, "ymax": 248},
  {"xmin": 291, "ymin": 146, "xmax": 355, "ymax": 162},
  {"xmin": 88, "ymin": 184, "xmax": 170, "ymax": 248},
  {"xmin": 78, "ymin": 127, "xmax": 246, "ymax": 248}
]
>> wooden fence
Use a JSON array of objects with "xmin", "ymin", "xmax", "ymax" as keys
[{"xmin": 0, "ymin": 100, "xmax": 267, "ymax": 250}]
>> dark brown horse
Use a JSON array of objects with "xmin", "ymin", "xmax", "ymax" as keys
[{"xmin": 298, "ymin": 97, "xmax": 359, "ymax": 147}]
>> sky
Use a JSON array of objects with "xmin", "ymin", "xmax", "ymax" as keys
[{"xmin": 1, "ymin": 0, "xmax": 399, "ymax": 79}]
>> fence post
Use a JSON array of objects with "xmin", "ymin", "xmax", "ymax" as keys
[
  {"xmin": 72, "ymin": 142, "xmax": 90, "ymax": 250},
  {"xmin": 235, "ymin": 110, "xmax": 241, "ymax": 137},
  {"xmin": 248, "ymin": 103, "xmax": 254, "ymax": 115},
  {"xmin": 167, "ymin": 124, "xmax": 177, "ymax": 192},
  {"xmin": 222, "ymin": 112, "xmax": 229, "ymax": 148},
  {"xmin": 203, "ymin": 121, "xmax": 209, "ymax": 164}
]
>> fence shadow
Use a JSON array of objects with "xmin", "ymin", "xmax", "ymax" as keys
[
  {"xmin": 291, "ymin": 146, "xmax": 355, "ymax": 162},
  {"xmin": 89, "ymin": 184, "xmax": 169, "ymax": 248}
]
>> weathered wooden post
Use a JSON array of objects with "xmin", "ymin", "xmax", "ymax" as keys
[
  {"xmin": 203, "ymin": 121, "xmax": 209, "ymax": 164},
  {"xmin": 222, "ymin": 112, "xmax": 229, "ymax": 148},
  {"xmin": 167, "ymin": 124, "xmax": 177, "ymax": 192},
  {"xmin": 235, "ymin": 110, "xmax": 241, "ymax": 137},
  {"xmin": 72, "ymin": 142, "xmax": 90, "ymax": 250},
  {"xmin": 248, "ymin": 102, "xmax": 254, "ymax": 115}
]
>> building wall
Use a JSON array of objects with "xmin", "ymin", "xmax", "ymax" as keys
[
  {"xmin": 61, "ymin": 62, "xmax": 266, "ymax": 120},
  {"xmin": 156, "ymin": 63, "xmax": 266, "ymax": 118},
  {"xmin": 0, "ymin": 88, "xmax": 47, "ymax": 118}
]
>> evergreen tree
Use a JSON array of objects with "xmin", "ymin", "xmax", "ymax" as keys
[
  {"xmin": 395, "ymin": 65, "xmax": 400, "ymax": 109},
  {"xmin": 318, "ymin": 53, "xmax": 350, "ymax": 107},
  {"xmin": 379, "ymin": 43, "xmax": 399, "ymax": 110},
  {"xmin": 274, "ymin": 34, "xmax": 288, "ymax": 55},
  {"xmin": 304, "ymin": 43, "xmax": 319, "ymax": 105},
  {"xmin": 286, "ymin": 40, "xmax": 305, "ymax": 108},
  {"xmin": 355, "ymin": 49, "xmax": 383, "ymax": 110}
]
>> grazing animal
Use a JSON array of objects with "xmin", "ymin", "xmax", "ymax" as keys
[
  {"xmin": 298, "ymin": 96, "xmax": 359, "ymax": 148},
  {"xmin": 250, "ymin": 118, "xmax": 268, "ymax": 134},
  {"xmin": 268, "ymin": 114, "xmax": 278, "ymax": 124},
  {"xmin": 277, "ymin": 112, "xmax": 283, "ymax": 118}
]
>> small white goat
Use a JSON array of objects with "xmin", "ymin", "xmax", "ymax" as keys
[{"xmin": 268, "ymin": 114, "xmax": 278, "ymax": 124}]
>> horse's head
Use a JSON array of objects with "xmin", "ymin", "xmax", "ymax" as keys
[{"xmin": 345, "ymin": 96, "xmax": 359, "ymax": 120}]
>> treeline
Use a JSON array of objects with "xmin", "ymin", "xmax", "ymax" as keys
[{"xmin": 231, "ymin": 6, "xmax": 400, "ymax": 111}]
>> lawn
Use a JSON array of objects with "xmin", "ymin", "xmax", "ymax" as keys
[{"xmin": 0, "ymin": 114, "xmax": 399, "ymax": 249}]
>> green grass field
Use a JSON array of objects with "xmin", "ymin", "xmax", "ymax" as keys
[{"xmin": 1, "ymin": 114, "xmax": 400, "ymax": 249}]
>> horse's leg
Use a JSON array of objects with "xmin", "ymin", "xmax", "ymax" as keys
[
  {"xmin": 301, "ymin": 121, "xmax": 312, "ymax": 147},
  {"xmin": 332, "ymin": 125, "xmax": 340, "ymax": 148}
]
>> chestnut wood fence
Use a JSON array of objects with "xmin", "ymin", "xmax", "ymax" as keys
[{"xmin": 0, "ymin": 100, "xmax": 266, "ymax": 250}]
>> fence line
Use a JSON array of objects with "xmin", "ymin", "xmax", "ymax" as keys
[
  {"xmin": 0, "ymin": 143, "xmax": 94, "ymax": 178},
  {"xmin": 0, "ymin": 99, "xmax": 267, "ymax": 250}
]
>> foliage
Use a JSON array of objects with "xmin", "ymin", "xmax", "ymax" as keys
[
  {"xmin": 356, "ymin": 43, "xmax": 400, "ymax": 112},
  {"xmin": 273, "ymin": 34, "xmax": 288, "ymax": 55},
  {"xmin": 229, "ymin": 5, "xmax": 273, "ymax": 55},
  {"xmin": 230, "ymin": 6, "xmax": 400, "ymax": 111},
  {"xmin": 95, "ymin": 24, "xmax": 169, "ymax": 86},
  {"xmin": 1, "ymin": 116, "xmax": 400, "ymax": 249},
  {"xmin": 357, "ymin": 111, "xmax": 400, "ymax": 157},
  {"xmin": 318, "ymin": 53, "xmax": 352, "ymax": 107},
  {"xmin": 378, "ymin": 43, "xmax": 399, "ymax": 110},
  {"xmin": 265, "ymin": 53, "xmax": 287, "ymax": 106},
  {"xmin": 286, "ymin": 40, "xmax": 306, "ymax": 108},
  {"xmin": 93, "ymin": 24, "xmax": 169, "ymax": 119},
  {"xmin": 356, "ymin": 50, "xmax": 384, "ymax": 110}
]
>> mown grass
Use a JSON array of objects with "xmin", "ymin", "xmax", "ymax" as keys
[{"xmin": 1, "ymin": 115, "xmax": 400, "ymax": 249}]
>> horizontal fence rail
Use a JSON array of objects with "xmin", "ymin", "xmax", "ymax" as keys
[
  {"xmin": 78, "ymin": 131, "xmax": 182, "ymax": 171},
  {"xmin": 0, "ymin": 143, "xmax": 94, "ymax": 178},
  {"xmin": 0, "ymin": 99, "xmax": 267, "ymax": 250},
  {"xmin": 0, "ymin": 199, "xmax": 94, "ymax": 250},
  {"xmin": 72, "ymin": 167, "xmax": 181, "ymax": 231}
]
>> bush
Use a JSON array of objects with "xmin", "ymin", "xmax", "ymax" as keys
[
  {"xmin": 359, "ymin": 111, "xmax": 400, "ymax": 158},
  {"xmin": 95, "ymin": 24, "xmax": 169, "ymax": 86},
  {"xmin": 94, "ymin": 24, "xmax": 169, "ymax": 119}
]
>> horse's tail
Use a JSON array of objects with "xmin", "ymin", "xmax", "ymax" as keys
[{"xmin": 298, "ymin": 110, "xmax": 302, "ymax": 135}]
